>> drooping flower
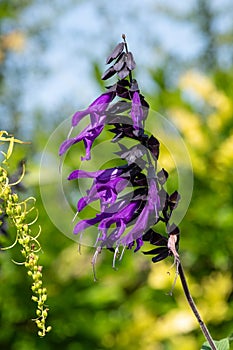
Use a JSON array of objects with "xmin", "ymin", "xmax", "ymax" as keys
[
  {"xmin": 59, "ymin": 91, "xmax": 116, "ymax": 160},
  {"xmin": 60, "ymin": 36, "xmax": 181, "ymax": 272},
  {"xmin": 59, "ymin": 123, "xmax": 104, "ymax": 160},
  {"xmin": 68, "ymin": 166, "xmax": 133, "ymax": 211},
  {"xmin": 97, "ymin": 200, "xmax": 143, "ymax": 244},
  {"xmin": 73, "ymin": 193, "xmax": 145, "ymax": 249},
  {"xmin": 119, "ymin": 174, "xmax": 160, "ymax": 248},
  {"xmin": 71, "ymin": 91, "xmax": 115, "ymax": 127},
  {"xmin": 78, "ymin": 176, "xmax": 128, "ymax": 211}
]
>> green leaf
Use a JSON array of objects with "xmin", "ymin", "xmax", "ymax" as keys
[{"xmin": 201, "ymin": 338, "xmax": 230, "ymax": 350}]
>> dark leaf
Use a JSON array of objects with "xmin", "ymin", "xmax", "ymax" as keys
[
  {"xmin": 107, "ymin": 116, "xmax": 133, "ymax": 127},
  {"xmin": 152, "ymin": 251, "xmax": 169, "ymax": 263},
  {"xmin": 132, "ymin": 173, "xmax": 147, "ymax": 187},
  {"xmin": 140, "ymin": 95, "xmax": 149, "ymax": 109},
  {"xmin": 116, "ymin": 79, "xmax": 131, "ymax": 99},
  {"xmin": 169, "ymin": 191, "xmax": 181, "ymax": 210},
  {"xmin": 143, "ymin": 246, "xmax": 168, "ymax": 255},
  {"xmin": 106, "ymin": 83, "xmax": 117, "ymax": 93},
  {"xmin": 167, "ymin": 223, "xmax": 180, "ymax": 236},
  {"xmin": 130, "ymin": 79, "xmax": 139, "ymax": 93},
  {"xmin": 126, "ymin": 52, "xmax": 136, "ymax": 70},
  {"xmin": 159, "ymin": 188, "xmax": 169, "ymax": 214},
  {"xmin": 117, "ymin": 79, "xmax": 130, "ymax": 88},
  {"xmin": 107, "ymin": 101, "xmax": 131, "ymax": 114},
  {"xmin": 107, "ymin": 247, "xmax": 115, "ymax": 253},
  {"xmin": 120, "ymin": 145, "xmax": 146, "ymax": 164},
  {"xmin": 117, "ymin": 66, "xmax": 130, "ymax": 79},
  {"xmin": 113, "ymin": 53, "xmax": 126, "ymax": 71},
  {"xmin": 157, "ymin": 169, "xmax": 169, "ymax": 185},
  {"xmin": 106, "ymin": 42, "xmax": 124, "ymax": 64},
  {"xmin": 147, "ymin": 135, "xmax": 160, "ymax": 160},
  {"xmin": 143, "ymin": 229, "xmax": 168, "ymax": 246},
  {"xmin": 101, "ymin": 66, "xmax": 116, "ymax": 80}
]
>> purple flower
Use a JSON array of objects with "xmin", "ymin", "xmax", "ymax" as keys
[
  {"xmin": 98, "ymin": 200, "xmax": 141, "ymax": 242},
  {"xmin": 74, "ymin": 198, "xmax": 143, "ymax": 246},
  {"xmin": 130, "ymin": 91, "xmax": 145, "ymax": 130},
  {"xmin": 59, "ymin": 91, "xmax": 115, "ymax": 160},
  {"xmin": 69, "ymin": 165, "xmax": 163, "ymax": 251},
  {"xmin": 68, "ymin": 166, "xmax": 127, "ymax": 181},
  {"xmin": 120, "ymin": 176, "xmax": 160, "ymax": 247},
  {"xmin": 68, "ymin": 167, "xmax": 130, "ymax": 211},
  {"xmin": 79, "ymin": 177, "xmax": 129, "ymax": 211},
  {"xmin": 59, "ymin": 37, "xmax": 181, "ymax": 273},
  {"xmin": 59, "ymin": 123, "xmax": 104, "ymax": 160},
  {"xmin": 72, "ymin": 91, "xmax": 115, "ymax": 127}
]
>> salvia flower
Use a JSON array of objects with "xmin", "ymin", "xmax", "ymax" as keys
[
  {"xmin": 119, "ymin": 174, "xmax": 161, "ymax": 248},
  {"xmin": 59, "ymin": 91, "xmax": 115, "ymax": 160},
  {"xmin": 71, "ymin": 91, "xmax": 115, "ymax": 127},
  {"xmin": 60, "ymin": 35, "xmax": 181, "ymax": 272},
  {"xmin": 68, "ymin": 166, "xmax": 131, "ymax": 211},
  {"xmin": 59, "ymin": 123, "xmax": 104, "ymax": 161}
]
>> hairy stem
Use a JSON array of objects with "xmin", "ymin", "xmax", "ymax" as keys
[{"xmin": 178, "ymin": 262, "xmax": 217, "ymax": 350}]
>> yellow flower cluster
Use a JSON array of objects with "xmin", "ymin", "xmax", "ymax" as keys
[{"xmin": 0, "ymin": 131, "xmax": 51, "ymax": 337}]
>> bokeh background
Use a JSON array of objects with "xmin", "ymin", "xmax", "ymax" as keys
[{"xmin": 0, "ymin": 0, "xmax": 233, "ymax": 349}]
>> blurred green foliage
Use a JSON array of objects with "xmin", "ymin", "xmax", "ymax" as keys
[{"xmin": 1, "ymin": 1, "xmax": 233, "ymax": 350}]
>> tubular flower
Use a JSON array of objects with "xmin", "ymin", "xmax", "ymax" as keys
[
  {"xmin": 59, "ymin": 91, "xmax": 115, "ymax": 160},
  {"xmin": 60, "ymin": 36, "xmax": 181, "ymax": 270},
  {"xmin": 68, "ymin": 166, "xmax": 133, "ymax": 211},
  {"xmin": 59, "ymin": 123, "xmax": 104, "ymax": 160},
  {"xmin": 119, "ymin": 175, "xmax": 160, "ymax": 247},
  {"xmin": 72, "ymin": 91, "xmax": 116, "ymax": 127}
]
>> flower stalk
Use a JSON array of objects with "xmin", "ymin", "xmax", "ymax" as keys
[
  {"xmin": 178, "ymin": 262, "xmax": 217, "ymax": 350},
  {"xmin": 60, "ymin": 36, "xmax": 217, "ymax": 346},
  {"xmin": 0, "ymin": 131, "xmax": 51, "ymax": 337}
]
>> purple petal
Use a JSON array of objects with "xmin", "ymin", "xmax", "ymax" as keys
[
  {"xmin": 74, "ymin": 212, "xmax": 112, "ymax": 234},
  {"xmin": 90, "ymin": 91, "xmax": 115, "ymax": 107},
  {"xmin": 121, "ymin": 206, "xmax": 150, "ymax": 246},
  {"xmin": 131, "ymin": 91, "xmax": 144, "ymax": 130},
  {"xmin": 59, "ymin": 124, "xmax": 90, "ymax": 156},
  {"xmin": 99, "ymin": 201, "xmax": 139, "ymax": 230},
  {"xmin": 97, "ymin": 167, "xmax": 124, "ymax": 182},
  {"xmin": 77, "ymin": 185, "xmax": 98, "ymax": 211},
  {"xmin": 60, "ymin": 123, "xmax": 104, "ymax": 160},
  {"xmin": 68, "ymin": 169, "xmax": 104, "ymax": 180},
  {"xmin": 120, "ymin": 178, "xmax": 160, "ymax": 246},
  {"xmin": 81, "ymin": 124, "xmax": 104, "ymax": 161},
  {"xmin": 72, "ymin": 91, "xmax": 115, "ymax": 127},
  {"xmin": 134, "ymin": 238, "xmax": 144, "ymax": 252},
  {"xmin": 77, "ymin": 198, "xmax": 88, "ymax": 212},
  {"xmin": 72, "ymin": 110, "xmax": 89, "ymax": 127},
  {"xmin": 59, "ymin": 138, "xmax": 77, "ymax": 156}
]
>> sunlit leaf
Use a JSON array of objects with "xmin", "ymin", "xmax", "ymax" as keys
[{"xmin": 201, "ymin": 338, "xmax": 229, "ymax": 350}]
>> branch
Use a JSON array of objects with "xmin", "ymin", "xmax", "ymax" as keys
[{"xmin": 178, "ymin": 262, "xmax": 217, "ymax": 350}]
